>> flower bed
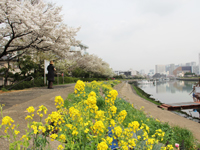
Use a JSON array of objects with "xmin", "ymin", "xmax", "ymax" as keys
[{"xmin": 0, "ymin": 80, "xmax": 197, "ymax": 149}]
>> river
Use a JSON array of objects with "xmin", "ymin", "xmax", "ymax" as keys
[{"xmin": 138, "ymin": 80, "xmax": 200, "ymax": 118}]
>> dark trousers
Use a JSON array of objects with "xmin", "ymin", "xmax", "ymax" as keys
[{"xmin": 48, "ymin": 80, "xmax": 53, "ymax": 89}]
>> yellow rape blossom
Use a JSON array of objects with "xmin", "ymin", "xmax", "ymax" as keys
[
  {"xmin": 59, "ymin": 134, "xmax": 66, "ymax": 142},
  {"xmin": 38, "ymin": 126, "xmax": 46, "ymax": 133},
  {"xmin": 128, "ymin": 121, "xmax": 140, "ymax": 133},
  {"xmin": 26, "ymin": 106, "xmax": 35, "ymax": 113},
  {"xmin": 20, "ymin": 135, "xmax": 28, "ymax": 140},
  {"xmin": 14, "ymin": 130, "xmax": 20, "ymax": 135},
  {"xmin": 57, "ymin": 145, "xmax": 64, "ymax": 150},
  {"xmin": 2, "ymin": 116, "xmax": 14, "ymax": 126},
  {"xmin": 97, "ymin": 142, "xmax": 108, "ymax": 150},
  {"xmin": 93, "ymin": 121, "xmax": 105, "ymax": 134},
  {"xmin": 114, "ymin": 126, "xmax": 122, "ymax": 137},
  {"xmin": 74, "ymin": 80, "xmax": 85, "ymax": 92},
  {"xmin": 55, "ymin": 96, "xmax": 64, "ymax": 109},
  {"xmin": 72, "ymin": 130, "xmax": 78, "ymax": 136},
  {"xmin": 84, "ymin": 128, "xmax": 89, "ymax": 133},
  {"xmin": 50, "ymin": 134, "xmax": 58, "ymax": 141}
]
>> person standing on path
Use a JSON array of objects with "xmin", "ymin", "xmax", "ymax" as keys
[{"xmin": 47, "ymin": 60, "xmax": 56, "ymax": 89}]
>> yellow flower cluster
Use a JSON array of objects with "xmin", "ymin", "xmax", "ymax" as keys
[
  {"xmin": 26, "ymin": 106, "xmax": 35, "ymax": 113},
  {"xmin": 105, "ymin": 90, "xmax": 118, "ymax": 105},
  {"xmin": 0, "ymin": 80, "xmax": 177, "ymax": 150},
  {"xmin": 37, "ymin": 105, "xmax": 47, "ymax": 118},
  {"xmin": 93, "ymin": 121, "xmax": 105, "ymax": 135},
  {"xmin": 128, "ymin": 121, "xmax": 140, "ymax": 133},
  {"xmin": 114, "ymin": 126, "xmax": 122, "ymax": 137},
  {"xmin": 117, "ymin": 110, "xmax": 127, "ymax": 123},
  {"xmin": 84, "ymin": 91, "xmax": 98, "ymax": 113},
  {"xmin": 57, "ymin": 145, "xmax": 64, "ymax": 150},
  {"xmin": 2, "ymin": 116, "xmax": 14, "ymax": 126},
  {"xmin": 74, "ymin": 80, "xmax": 85, "ymax": 93},
  {"xmin": 95, "ymin": 110, "xmax": 105, "ymax": 121},
  {"xmin": 69, "ymin": 106, "xmax": 80, "ymax": 120},
  {"xmin": 50, "ymin": 133, "xmax": 58, "ymax": 141},
  {"xmin": 161, "ymin": 144, "xmax": 174, "ymax": 150},
  {"xmin": 97, "ymin": 141, "xmax": 108, "ymax": 150},
  {"xmin": 152, "ymin": 129, "xmax": 165, "ymax": 141},
  {"xmin": 55, "ymin": 96, "xmax": 64, "ymax": 109},
  {"xmin": 45, "ymin": 111, "xmax": 64, "ymax": 126},
  {"xmin": 25, "ymin": 106, "xmax": 35, "ymax": 120}
]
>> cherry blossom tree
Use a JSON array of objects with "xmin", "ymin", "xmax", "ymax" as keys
[
  {"xmin": 68, "ymin": 53, "xmax": 114, "ymax": 78},
  {"xmin": 0, "ymin": 0, "xmax": 80, "ymax": 59}
]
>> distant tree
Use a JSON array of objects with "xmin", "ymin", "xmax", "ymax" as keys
[{"xmin": 184, "ymin": 72, "xmax": 195, "ymax": 76}]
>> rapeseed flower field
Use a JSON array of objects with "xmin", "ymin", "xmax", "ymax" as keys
[{"xmin": 0, "ymin": 80, "xmax": 196, "ymax": 149}]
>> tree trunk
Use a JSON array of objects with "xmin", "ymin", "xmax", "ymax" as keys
[{"xmin": 4, "ymin": 64, "xmax": 9, "ymax": 87}]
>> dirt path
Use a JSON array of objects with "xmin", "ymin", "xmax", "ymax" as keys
[
  {"xmin": 115, "ymin": 81, "xmax": 200, "ymax": 142},
  {"xmin": 0, "ymin": 84, "xmax": 75, "ymax": 150}
]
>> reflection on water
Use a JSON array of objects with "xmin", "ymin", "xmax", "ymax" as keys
[{"xmin": 138, "ymin": 80, "xmax": 199, "ymax": 118}]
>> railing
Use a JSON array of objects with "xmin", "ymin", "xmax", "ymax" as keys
[{"xmin": 6, "ymin": 76, "xmax": 34, "ymax": 90}]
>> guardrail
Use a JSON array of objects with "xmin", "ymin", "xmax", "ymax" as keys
[{"xmin": 6, "ymin": 76, "xmax": 34, "ymax": 90}]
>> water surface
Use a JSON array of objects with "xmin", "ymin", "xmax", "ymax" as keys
[{"xmin": 138, "ymin": 80, "xmax": 199, "ymax": 118}]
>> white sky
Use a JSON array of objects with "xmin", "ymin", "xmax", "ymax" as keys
[{"xmin": 45, "ymin": 0, "xmax": 200, "ymax": 73}]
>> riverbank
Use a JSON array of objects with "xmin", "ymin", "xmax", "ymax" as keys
[
  {"xmin": 116, "ymin": 81, "xmax": 200, "ymax": 145},
  {"xmin": 177, "ymin": 77, "xmax": 200, "ymax": 81}
]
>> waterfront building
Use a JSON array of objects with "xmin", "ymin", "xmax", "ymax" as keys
[
  {"xmin": 129, "ymin": 68, "xmax": 138, "ymax": 76},
  {"xmin": 155, "ymin": 65, "xmax": 165, "ymax": 74},
  {"xmin": 173, "ymin": 66, "xmax": 192, "ymax": 77},
  {"xmin": 165, "ymin": 64, "xmax": 170, "ymax": 72},
  {"xmin": 169, "ymin": 64, "xmax": 175, "ymax": 75},
  {"xmin": 148, "ymin": 69, "xmax": 154, "ymax": 77},
  {"xmin": 192, "ymin": 65, "xmax": 199, "ymax": 75},
  {"xmin": 191, "ymin": 62, "xmax": 196, "ymax": 66},
  {"xmin": 114, "ymin": 70, "xmax": 132, "ymax": 77},
  {"xmin": 186, "ymin": 62, "xmax": 191, "ymax": 66},
  {"xmin": 140, "ymin": 69, "xmax": 145, "ymax": 75}
]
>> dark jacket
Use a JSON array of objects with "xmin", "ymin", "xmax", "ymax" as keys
[{"xmin": 47, "ymin": 64, "xmax": 55, "ymax": 81}]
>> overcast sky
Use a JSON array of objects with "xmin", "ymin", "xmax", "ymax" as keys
[{"xmin": 45, "ymin": 0, "xmax": 200, "ymax": 73}]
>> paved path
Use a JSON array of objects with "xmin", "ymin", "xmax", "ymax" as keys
[{"xmin": 0, "ymin": 84, "xmax": 75, "ymax": 150}]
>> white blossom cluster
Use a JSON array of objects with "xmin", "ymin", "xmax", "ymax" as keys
[
  {"xmin": 56, "ymin": 53, "xmax": 114, "ymax": 77},
  {"xmin": 0, "ymin": 0, "xmax": 80, "ymax": 58}
]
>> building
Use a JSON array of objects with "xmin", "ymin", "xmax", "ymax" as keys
[
  {"xmin": 186, "ymin": 62, "xmax": 191, "ymax": 66},
  {"xmin": 140, "ymin": 69, "xmax": 145, "ymax": 75},
  {"xmin": 148, "ymin": 69, "xmax": 154, "ymax": 77},
  {"xmin": 169, "ymin": 64, "xmax": 175, "ymax": 75},
  {"xmin": 173, "ymin": 66, "xmax": 192, "ymax": 77},
  {"xmin": 155, "ymin": 65, "xmax": 165, "ymax": 74},
  {"xmin": 191, "ymin": 62, "xmax": 196, "ymax": 66},
  {"xmin": 128, "ymin": 68, "xmax": 138, "ymax": 76},
  {"xmin": 114, "ymin": 70, "xmax": 134, "ymax": 77},
  {"xmin": 192, "ymin": 65, "xmax": 199, "ymax": 75}
]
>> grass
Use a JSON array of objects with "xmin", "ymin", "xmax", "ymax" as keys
[
  {"xmin": 64, "ymin": 81, "xmax": 199, "ymax": 149},
  {"xmin": 131, "ymin": 84, "xmax": 161, "ymax": 105},
  {"xmin": 129, "ymin": 83, "xmax": 200, "ymax": 149}
]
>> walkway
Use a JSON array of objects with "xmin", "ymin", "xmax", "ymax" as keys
[{"xmin": 0, "ymin": 84, "xmax": 75, "ymax": 150}]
